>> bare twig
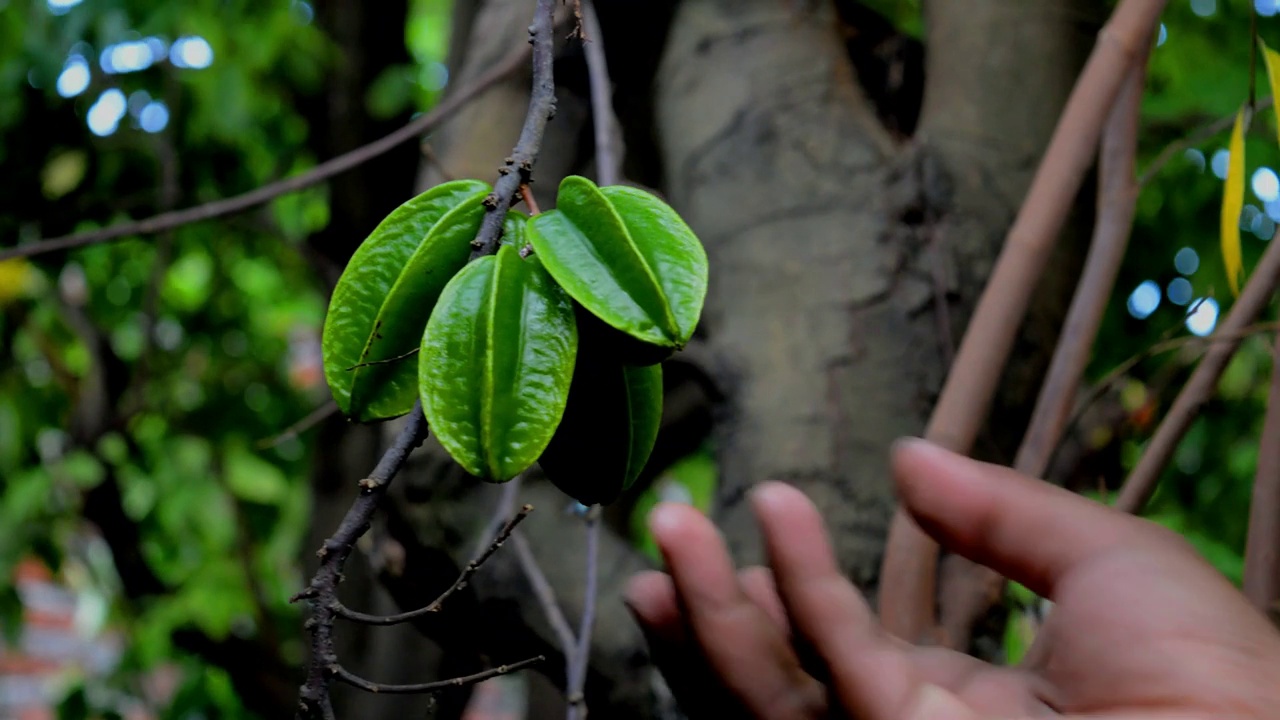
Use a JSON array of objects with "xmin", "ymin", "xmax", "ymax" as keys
[
  {"xmin": 469, "ymin": 0, "xmax": 558, "ymax": 260},
  {"xmin": 333, "ymin": 505, "xmax": 532, "ymax": 625},
  {"xmin": 511, "ymin": 532, "xmax": 578, "ymax": 654},
  {"xmin": 293, "ymin": 404, "xmax": 430, "ymax": 719},
  {"xmin": 1138, "ymin": 95, "xmax": 1275, "ymax": 188},
  {"xmin": 878, "ymin": 0, "xmax": 1168, "ymax": 643},
  {"xmin": 1, "ymin": 41, "xmax": 534, "ymax": 262},
  {"xmin": 258, "ymin": 401, "xmax": 339, "ymax": 450},
  {"xmin": 332, "ymin": 656, "xmax": 544, "ymax": 694},
  {"xmin": 938, "ymin": 44, "xmax": 1150, "ymax": 651},
  {"xmin": 1116, "ymin": 227, "xmax": 1280, "ymax": 513},
  {"xmin": 1063, "ymin": 317, "xmax": 1278, "ymax": 438},
  {"xmin": 580, "ymin": 0, "xmax": 623, "ymax": 187},
  {"xmin": 566, "ymin": 507, "xmax": 601, "ymax": 720},
  {"xmin": 1246, "ymin": 332, "xmax": 1280, "ymax": 614}
]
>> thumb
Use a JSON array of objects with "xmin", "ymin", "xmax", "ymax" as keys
[{"xmin": 890, "ymin": 438, "xmax": 1151, "ymax": 599}]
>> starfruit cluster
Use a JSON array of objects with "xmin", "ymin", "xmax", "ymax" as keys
[{"xmin": 321, "ymin": 175, "xmax": 708, "ymax": 506}]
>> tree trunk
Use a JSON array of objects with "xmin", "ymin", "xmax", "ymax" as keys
[{"xmin": 374, "ymin": 0, "xmax": 1104, "ymax": 715}]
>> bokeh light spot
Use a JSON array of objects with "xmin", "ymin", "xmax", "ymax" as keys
[
  {"xmin": 1186, "ymin": 298, "xmax": 1219, "ymax": 337},
  {"xmin": 1127, "ymin": 280, "xmax": 1161, "ymax": 320},
  {"xmin": 1212, "ymin": 149, "xmax": 1230, "ymax": 179},
  {"xmin": 1174, "ymin": 247, "xmax": 1199, "ymax": 275},
  {"xmin": 1191, "ymin": 0, "xmax": 1217, "ymax": 17},
  {"xmin": 1253, "ymin": 167, "xmax": 1279, "ymax": 202},
  {"xmin": 139, "ymin": 101, "xmax": 169, "ymax": 133},
  {"xmin": 56, "ymin": 56, "xmax": 90, "ymax": 97},
  {"xmin": 1167, "ymin": 277, "xmax": 1193, "ymax": 305},
  {"xmin": 170, "ymin": 36, "xmax": 214, "ymax": 69},
  {"xmin": 87, "ymin": 88, "xmax": 127, "ymax": 137}
]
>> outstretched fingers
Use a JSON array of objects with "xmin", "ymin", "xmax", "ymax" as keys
[
  {"xmin": 627, "ymin": 502, "xmax": 825, "ymax": 720},
  {"xmin": 751, "ymin": 482, "xmax": 973, "ymax": 720}
]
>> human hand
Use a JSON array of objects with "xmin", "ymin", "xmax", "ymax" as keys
[{"xmin": 624, "ymin": 438, "xmax": 1280, "ymax": 719}]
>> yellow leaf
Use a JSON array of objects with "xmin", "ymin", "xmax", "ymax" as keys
[
  {"xmin": 40, "ymin": 149, "xmax": 87, "ymax": 200},
  {"xmin": 0, "ymin": 259, "xmax": 32, "ymax": 304},
  {"xmin": 1263, "ymin": 41, "xmax": 1280, "ymax": 146},
  {"xmin": 1221, "ymin": 107, "xmax": 1246, "ymax": 297}
]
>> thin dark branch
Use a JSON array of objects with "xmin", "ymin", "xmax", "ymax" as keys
[
  {"xmin": 1, "ymin": 42, "xmax": 533, "ymax": 262},
  {"xmin": 1138, "ymin": 95, "xmax": 1275, "ymax": 188},
  {"xmin": 580, "ymin": 0, "xmax": 623, "ymax": 187},
  {"xmin": 334, "ymin": 504, "xmax": 532, "ymax": 625},
  {"xmin": 1117, "ymin": 226, "xmax": 1280, "ymax": 514},
  {"xmin": 293, "ymin": 404, "xmax": 430, "ymax": 719},
  {"xmin": 565, "ymin": 507, "xmax": 601, "ymax": 720},
  {"xmin": 511, "ymin": 532, "xmax": 578, "ymax": 654},
  {"xmin": 1063, "ymin": 317, "xmax": 1280, "ymax": 439},
  {"xmin": 1246, "ymin": 331, "xmax": 1280, "ymax": 618},
  {"xmin": 258, "ymin": 401, "xmax": 339, "ymax": 450},
  {"xmin": 332, "ymin": 656, "xmax": 545, "ymax": 694},
  {"xmin": 469, "ymin": 0, "xmax": 558, "ymax": 259},
  {"xmin": 475, "ymin": 473, "xmax": 525, "ymax": 559}
]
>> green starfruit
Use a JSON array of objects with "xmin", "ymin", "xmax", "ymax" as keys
[
  {"xmin": 322, "ymin": 180, "xmax": 490, "ymax": 422},
  {"xmin": 527, "ymin": 176, "xmax": 708, "ymax": 363},
  {"xmin": 419, "ymin": 244, "xmax": 578, "ymax": 481}
]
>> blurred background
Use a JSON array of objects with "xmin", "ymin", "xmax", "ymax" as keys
[{"xmin": 1, "ymin": 0, "xmax": 1278, "ymax": 717}]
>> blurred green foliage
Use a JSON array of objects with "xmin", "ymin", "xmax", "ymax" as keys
[
  {"xmin": 0, "ymin": 0, "xmax": 449, "ymax": 716},
  {"xmin": 3, "ymin": 0, "xmax": 1280, "ymax": 715}
]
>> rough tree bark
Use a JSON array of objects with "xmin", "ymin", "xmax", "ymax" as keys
[{"xmin": 364, "ymin": 0, "xmax": 1104, "ymax": 715}]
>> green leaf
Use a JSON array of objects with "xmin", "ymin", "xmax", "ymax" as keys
[
  {"xmin": 419, "ymin": 244, "xmax": 578, "ymax": 480},
  {"xmin": 322, "ymin": 179, "xmax": 490, "ymax": 422},
  {"xmin": 527, "ymin": 176, "xmax": 708, "ymax": 352},
  {"xmin": 538, "ymin": 349, "xmax": 662, "ymax": 506}
]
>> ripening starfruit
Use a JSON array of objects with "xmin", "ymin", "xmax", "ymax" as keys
[
  {"xmin": 419, "ymin": 243, "xmax": 578, "ymax": 481},
  {"xmin": 527, "ymin": 176, "xmax": 708, "ymax": 365},
  {"xmin": 538, "ymin": 339, "xmax": 663, "ymax": 506},
  {"xmin": 322, "ymin": 180, "xmax": 491, "ymax": 422}
]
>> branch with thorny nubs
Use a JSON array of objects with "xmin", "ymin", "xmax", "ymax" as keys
[
  {"xmin": 292, "ymin": 404, "xmax": 429, "ymax": 719},
  {"xmin": 470, "ymin": 0, "xmax": 559, "ymax": 260},
  {"xmin": 292, "ymin": 0, "xmax": 562, "ymax": 714},
  {"xmin": 877, "ymin": 0, "xmax": 1169, "ymax": 645},
  {"xmin": 291, "ymin": 405, "xmax": 541, "ymax": 719}
]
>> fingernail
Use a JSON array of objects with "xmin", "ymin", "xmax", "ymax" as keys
[
  {"xmin": 904, "ymin": 684, "xmax": 980, "ymax": 720},
  {"xmin": 647, "ymin": 502, "xmax": 683, "ymax": 539},
  {"xmin": 892, "ymin": 436, "xmax": 942, "ymax": 457},
  {"xmin": 748, "ymin": 481, "xmax": 785, "ymax": 509}
]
